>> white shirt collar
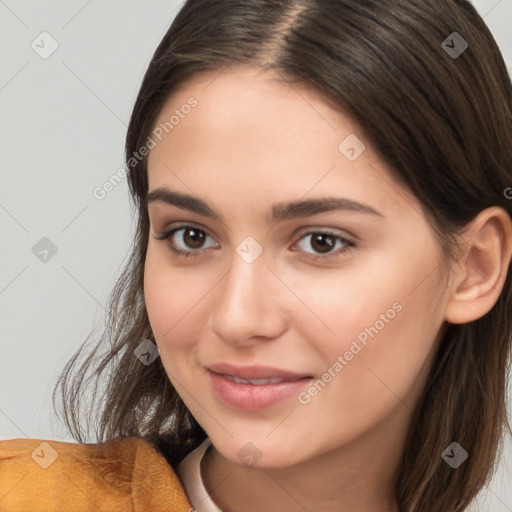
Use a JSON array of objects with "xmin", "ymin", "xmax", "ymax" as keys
[{"xmin": 176, "ymin": 438, "xmax": 223, "ymax": 512}]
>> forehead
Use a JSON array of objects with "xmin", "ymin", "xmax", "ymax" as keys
[{"xmin": 146, "ymin": 66, "xmax": 419, "ymax": 222}]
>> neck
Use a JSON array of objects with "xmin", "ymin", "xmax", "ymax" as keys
[{"xmin": 201, "ymin": 404, "xmax": 410, "ymax": 512}]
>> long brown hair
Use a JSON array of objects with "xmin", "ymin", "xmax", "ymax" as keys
[{"xmin": 53, "ymin": 1, "xmax": 512, "ymax": 510}]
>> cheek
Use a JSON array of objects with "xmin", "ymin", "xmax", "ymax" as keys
[
  {"xmin": 275, "ymin": 251, "xmax": 409, "ymax": 356},
  {"xmin": 143, "ymin": 248, "xmax": 213, "ymax": 358},
  {"xmin": 330, "ymin": 273, "xmax": 442, "ymax": 418},
  {"xmin": 290, "ymin": 244, "xmax": 444, "ymax": 394},
  {"xmin": 363, "ymin": 271, "xmax": 445, "ymax": 395}
]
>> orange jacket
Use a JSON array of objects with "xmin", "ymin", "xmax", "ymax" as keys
[{"xmin": 0, "ymin": 437, "xmax": 194, "ymax": 511}]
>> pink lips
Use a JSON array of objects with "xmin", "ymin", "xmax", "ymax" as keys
[
  {"xmin": 206, "ymin": 363, "xmax": 313, "ymax": 411},
  {"xmin": 207, "ymin": 362, "xmax": 312, "ymax": 381}
]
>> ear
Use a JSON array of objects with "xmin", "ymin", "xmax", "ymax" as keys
[{"xmin": 444, "ymin": 207, "xmax": 512, "ymax": 325}]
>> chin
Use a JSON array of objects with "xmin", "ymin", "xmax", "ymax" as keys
[{"xmin": 214, "ymin": 435, "xmax": 312, "ymax": 470}]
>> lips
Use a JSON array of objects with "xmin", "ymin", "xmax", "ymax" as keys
[
  {"xmin": 206, "ymin": 362, "xmax": 313, "ymax": 411},
  {"xmin": 207, "ymin": 372, "xmax": 312, "ymax": 411},
  {"xmin": 207, "ymin": 362, "xmax": 312, "ymax": 381},
  {"xmin": 222, "ymin": 374, "xmax": 289, "ymax": 385}
]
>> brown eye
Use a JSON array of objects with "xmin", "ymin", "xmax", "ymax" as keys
[
  {"xmin": 154, "ymin": 225, "xmax": 218, "ymax": 258},
  {"xmin": 309, "ymin": 233, "xmax": 337, "ymax": 254},
  {"xmin": 292, "ymin": 230, "xmax": 355, "ymax": 261},
  {"xmin": 181, "ymin": 227, "xmax": 206, "ymax": 249}
]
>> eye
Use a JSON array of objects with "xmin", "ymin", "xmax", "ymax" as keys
[
  {"xmin": 291, "ymin": 230, "xmax": 355, "ymax": 261},
  {"xmin": 153, "ymin": 224, "xmax": 219, "ymax": 259},
  {"xmin": 153, "ymin": 224, "xmax": 355, "ymax": 261}
]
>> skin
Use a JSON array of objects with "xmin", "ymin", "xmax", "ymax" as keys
[{"xmin": 144, "ymin": 66, "xmax": 512, "ymax": 512}]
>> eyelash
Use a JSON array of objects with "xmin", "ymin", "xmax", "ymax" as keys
[{"xmin": 154, "ymin": 223, "xmax": 355, "ymax": 262}]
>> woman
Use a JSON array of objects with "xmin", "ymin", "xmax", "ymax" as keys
[{"xmin": 1, "ymin": 1, "xmax": 511, "ymax": 511}]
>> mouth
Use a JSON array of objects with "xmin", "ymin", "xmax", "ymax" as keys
[
  {"xmin": 219, "ymin": 374, "xmax": 303, "ymax": 385},
  {"xmin": 206, "ymin": 365, "xmax": 314, "ymax": 411},
  {"xmin": 206, "ymin": 362, "xmax": 313, "ymax": 381}
]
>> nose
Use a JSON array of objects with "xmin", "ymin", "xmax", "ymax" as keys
[{"xmin": 209, "ymin": 248, "xmax": 289, "ymax": 348}]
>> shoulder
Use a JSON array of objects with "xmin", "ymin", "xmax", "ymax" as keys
[{"xmin": 0, "ymin": 437, "xmax": 193, "ymax": 511}]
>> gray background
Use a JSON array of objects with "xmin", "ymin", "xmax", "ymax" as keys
[{"xmin": 1, "ymin": 1, "xmax": 511, "ymax": 510}]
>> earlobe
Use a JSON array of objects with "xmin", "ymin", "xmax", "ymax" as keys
[{"xmin": 444, "ymin": 207, "xmax": 512, "ymax": 325}]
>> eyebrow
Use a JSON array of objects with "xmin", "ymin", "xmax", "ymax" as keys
[{"xmin": 147, "ymin": 187, "xmax": 384, "ymax": 222}]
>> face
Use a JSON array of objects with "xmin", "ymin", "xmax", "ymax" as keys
[{"xmin": 144, "ymin": 66, "xmax": 450, "ymax": 469}]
